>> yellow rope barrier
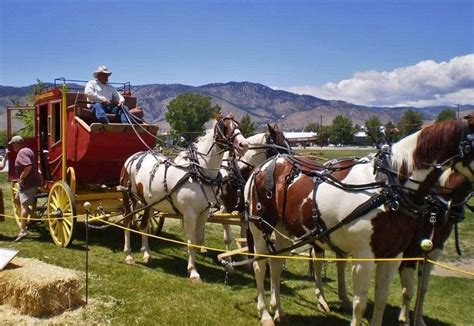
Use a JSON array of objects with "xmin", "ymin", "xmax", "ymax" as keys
[
  {"xmin": 427, "ymin": 259, "xmax": 474, "ymax": 277},
  {"xmin": 2, "ymin": 212, "xmax": 473, "ymax": 275}
]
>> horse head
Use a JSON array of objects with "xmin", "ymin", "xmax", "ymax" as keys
[
  {"xmin": 214, "ymin": 113, "xmax": 249, "ymax": 156},
  {"xmin": 266, "ymin": 123, "xmax": 292, "ymax": 157}
]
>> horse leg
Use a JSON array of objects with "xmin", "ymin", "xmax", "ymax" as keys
[
  {"xmin": 336, "ymin": 256, "xmax": 352, "ymax": 312},
  {"xmin": 351, "ymin": 259, "xmax": 375, "ymax": 326},
  {"xmin": 122, "ymin": 191, "xmax": 135, "ymax": 265},
  {"xmin": 413, "ymin": 249, "xmax": 442, "ymax": 326},
  {"xmin": 223, "ymin": 224, "xmax": 233, "ymax": 257},
  {"xmin": 183, "ymin": 211, "xmax": 202, "ymax": 282},
  {"xmin": 250, "ymin": 223, "xmax": 274, "ymax": 326},
  {"xmin": 399, "ymin": 264, "xmax": 416, "ymax": 326},
  {"xmin": 140, "ymin": 208, "xmax": 152, "ymax": 264},
  {"xmin": 270, "ymin": 233, "xmax": 291, "ymax": 322},
  {"xmin": 370, "ymin": 259, "xmax": 401, "ymax": 326},
  {"xmin": 124, "ymin": 227, "xmax": 134, "ymax": 265},
  {"xmin": 312, "ymin": 247, "xmax": 332, "ymax": 314}
]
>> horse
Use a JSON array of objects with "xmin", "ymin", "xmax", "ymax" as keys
[
  {"xmin": 120, "ymin": 113, "xmax": 249, "ymax": 282},
  {"xmin": 398, "ymin": 169, "xmax": 471, "ymax": 326},
  {"xmin": 219, "ymin": 123, "xmax": 291, "ymax": 253},
  {"xmin": 244, "ymin": 115, "xmax": 474, "ymax": 325},
  {"xmin": 310, "ymin": 168, "xmax": 471, "ymax": 320}
]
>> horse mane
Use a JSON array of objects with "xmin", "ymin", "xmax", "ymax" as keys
[{"xmin": 391, "ymin": 119, "xmax": 466, "ymax": 175}]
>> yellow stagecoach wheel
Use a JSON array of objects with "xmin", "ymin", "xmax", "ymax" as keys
[
  {"xmin": 11, "ymin": 182, "xmax": 32, "ymax": 227},
  {"xmin": 47, "ymin": 181, "xmax": 76, "ymax": 247},
  {"xmin": 149, "ymin": 209, "xmax": 165, "ymax": 235}
]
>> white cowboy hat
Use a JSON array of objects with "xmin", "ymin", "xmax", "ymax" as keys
[{"xmin": 93, "ymin": 65, "xmax": 112, "ymax": 78}]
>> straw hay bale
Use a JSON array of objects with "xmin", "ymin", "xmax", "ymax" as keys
[{"xmin": 0, "ymin": 257, "xmax": 84, "ymax": 317}]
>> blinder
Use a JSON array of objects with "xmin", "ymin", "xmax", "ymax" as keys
[{"xmin": 459, "ymin": 132, "xmax": 474, "ymax": 158}]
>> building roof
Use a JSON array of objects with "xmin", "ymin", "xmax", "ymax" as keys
[{"xmin": 283, "ymin": 132, "xmax": 317, "ymax": 139}]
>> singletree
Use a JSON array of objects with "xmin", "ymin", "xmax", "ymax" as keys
[
  {"xmin": 239, "ymin": 113, "xmax": 256, "ymax": 138},
  {"xmin": 165, "ymin": 93, "xmax": 221, "ymax": 142}
]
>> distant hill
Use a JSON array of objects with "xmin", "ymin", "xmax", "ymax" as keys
[{"xmin": 1, "ymin": 82, "xmax": 472, "ymax": 131}]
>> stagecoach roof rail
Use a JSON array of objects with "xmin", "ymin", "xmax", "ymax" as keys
[{"xmin": 53, "ymin": 77, "xmax": 131, "ymax": 94}]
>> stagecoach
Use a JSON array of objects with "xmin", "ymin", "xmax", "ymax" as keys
[{"xmin": 6, "ymin": 78, "xmax": 159, "ymax": 247}]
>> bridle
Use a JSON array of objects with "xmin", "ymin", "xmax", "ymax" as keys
[{"xmin": 213, "ymin": 115, "xmax": 242, "ymax": 151}]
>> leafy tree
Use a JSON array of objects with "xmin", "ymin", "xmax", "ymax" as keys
[
  {"xmin": 319, "ymin": 125, "xmax": 331, "ymax": 146},
  {"xmin": 385, "ymin": 121, "xmax": 401, "ymax": 143},
  {"xmin": 398, "ymin": 109, "xmax": 423, "ymax": 137},
  {"xmin": 331, "ymin": 115, "xmax": 353, "ymax": 145},
  {"xmin": 365, "ymin": 116, "xmax": 383, "ymax": 145},
  {"xmin": 436, "ymin": 109, "xmax": 456, "ymax": 123},
  {"xmin": 165, "ymin": 93, "xmax": 221, "ymax": 142},
  {"xmin": 0, "ymin": 130, "xmax": 8, "ymax": 148},
  {"xmin": 11, "ymin": 79, "xmax": 47, "ymax": 138},
  {"xmin": 304, "ymin": 122, "xmax": 319, "ymax": 132},
  {"xmin": 239, "ymin": 113, "xmax": 256, "ymax": 138}
]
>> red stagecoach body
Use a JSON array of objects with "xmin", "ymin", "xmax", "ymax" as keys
[{"xmin": 7, "ymin": 81, "xmax": 158, "ymax": 189}]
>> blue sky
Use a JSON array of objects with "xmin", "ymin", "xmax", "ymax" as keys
[{"xmin": 1, "ymin": 0, "xmax": 473, "ymax": 107}]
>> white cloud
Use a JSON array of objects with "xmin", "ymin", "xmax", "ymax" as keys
[{"xmin": 280, "ymin": 54, "xmax": 474, "ymax": 107}]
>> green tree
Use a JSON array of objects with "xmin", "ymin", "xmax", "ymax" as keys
[
  {"xmin": 0, "ymin": 130, "xmax": 8, "ymax": 147},
  {"xmin": 398, "ymin": 109, "xmax": 423, "ymax": 137},
  {"xmin": 436, "ymin": 109, "xmax": 456, "ymax": 123},
  {"xmin": 331, "ymin": 115, "xmax": 353, "ymax": 145},
  {"xmin": 385, "ymin": 121, "xmax": 401, "ymax": 143},
  {"xmin": 12, "ymin": 79, "xmax": 47, "ymax": 138},
  {"xmin": 303, "ymin": 122, "xmax": 319, "ymax": 132},
  {"xmin": 239, "ymin": 113, "xmax": 256, "ymax": 138},
  {"xmin": 165, "ymin": 93, "xmax": 221, "ymax": 142},
  {"xmin": 365, "ymin": 116, "xmax": 383, "ymax": 145}
]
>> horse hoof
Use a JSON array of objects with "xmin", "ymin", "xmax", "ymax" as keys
[
  {"xmin": 125, "ymin": 257, "xmax": 134, "ymax": 265},
  {"xmin": 317, "ymin": 302, "xmax": 331, "ymax": 314},
  {"xmin": 261, "ymin": 319, "xmax": 275, "ymax": 326},
  {"xmin": 190, "ymin": 277, "xmax": 202, "ymax": 284},
  {"xmin": 274, "ymin": 314, "xmax": 287, "ymax": 323},
  {"xmin": 143, "ymin": 256, "xmax": 151, "ymax": 264}
]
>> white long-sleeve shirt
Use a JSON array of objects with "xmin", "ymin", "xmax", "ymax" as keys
[{"xmin": 84, "ymin": 79, "xmax": 124, "ymax": 106}]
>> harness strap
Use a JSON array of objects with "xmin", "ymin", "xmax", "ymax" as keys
[
  {"xmin": 230, "ymin": 191, "xmax": 389, "ymax": 268},
  {"xmin": 263, "ymin": 156, "xmax": 278, "ymax": 197}
]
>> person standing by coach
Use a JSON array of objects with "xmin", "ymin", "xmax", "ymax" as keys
[{"xmin": 9, "ymin": 135, "xmax": 42, "ymax": 241}]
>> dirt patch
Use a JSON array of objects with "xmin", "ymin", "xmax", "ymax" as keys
[{"xmin": 431, "ymin": 258, "xmax": 474, "ymax": 279}]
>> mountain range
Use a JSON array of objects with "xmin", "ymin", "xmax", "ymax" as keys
[{"xmin": 1, "ymin": 81, "xmax": 472, "ymax": 131}]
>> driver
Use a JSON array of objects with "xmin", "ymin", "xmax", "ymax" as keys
[{"xmin": 84, "ymin": 65, "xmax": 129, "ymax": 124}]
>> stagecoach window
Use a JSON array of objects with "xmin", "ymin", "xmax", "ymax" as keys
[{"xmin": 51, "ymin": 102, "xmax": 61, "ymax": 144}]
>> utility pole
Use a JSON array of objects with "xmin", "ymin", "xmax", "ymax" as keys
[
  {"xmin": 320, "ymin": 115, "xmax": 323, "ymax": 147},
  {"xmin": 457, "ymin": 104, "xmax": 460, "ymax": 119}
]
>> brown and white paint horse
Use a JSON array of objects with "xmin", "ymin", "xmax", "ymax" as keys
[
  {"xmin": 311, "ymin": 168, "xmax": 471, "ymax": 323},
  {"xmin": 245, "ymin": 116, "xmax": 474, "ymax": 325},
  {"xmin": 398, "ymin": 170, "xmax": 471, "ymax": 326},
  {"xmin": 219, "ymin": 124, "xmax": 291, "ymax": 253},
  {"xmin": 120, "ymin": 114, "xmax": 248, "ymax": 282}
]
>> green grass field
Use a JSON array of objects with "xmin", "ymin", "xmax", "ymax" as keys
[{"xmin": 0, "ymin": 148, "xmax": 473, "ymax": 325}]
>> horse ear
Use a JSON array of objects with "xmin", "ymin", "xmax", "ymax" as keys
[
  {"xmin": 268, "ymin": 123, "xmax": 278, "ymax": 135},
  {"xmin": 214, "ymin": 112, "xmax": 223, "ymax": 121}
]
